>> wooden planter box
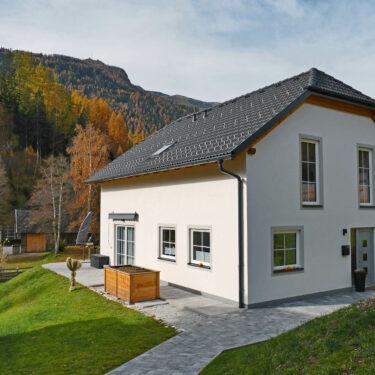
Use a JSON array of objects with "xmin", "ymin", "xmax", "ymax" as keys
[{"xmin": 104, "ymin": 265, "xmax": 160, "ymax": 303}]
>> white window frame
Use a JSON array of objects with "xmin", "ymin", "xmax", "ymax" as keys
[
  {"xmin": 159, "ymin": 227, "xmax": 176, "ymax": 260},
  {"xmin": 272, "ymin": 230, "xmax": 300, "ymax": 271},
  {"xmin": 358, "ymin": 147, "xmax": 373, "ymax": 206},
  {"xmin": 189, "ymin": 229, "xmax": 211, "ymax": 267},
  {"xmin": 115, "ymin": 224, "xmax": 135, "ymax": 265},
  {"xmin": 301, "ymin": 138, "xmax": 320, "ymax": 205}
]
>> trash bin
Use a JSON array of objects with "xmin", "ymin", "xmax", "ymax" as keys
[{"xmin": 354, "ymin": 268, "xmax": 367, "ymax": 292}]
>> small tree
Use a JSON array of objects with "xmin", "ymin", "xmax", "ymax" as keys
[
  {"xmin": 66, "ymin": 257, "xmax": 81, "ymax": 292},
  {"xmin": 30, "ymin": 155, "xmax": 71, "ymax": 255}
]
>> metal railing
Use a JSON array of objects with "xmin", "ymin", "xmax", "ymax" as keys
[
  {"xmin": 0, "ymin": 225, "xmax": 16, "ymax": 241},
  {"xmin": 0, "ymin": 267, "xmax": 32, "ymax": 282}
]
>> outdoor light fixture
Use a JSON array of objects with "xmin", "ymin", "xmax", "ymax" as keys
[{"xmin": 342, "ymin": 229, "xmax": 348, "ymax": 236}]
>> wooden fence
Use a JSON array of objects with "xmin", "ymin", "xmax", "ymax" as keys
[{"xmin": 0, "ymin": 267, "xmax": 32, "ymax": 282}]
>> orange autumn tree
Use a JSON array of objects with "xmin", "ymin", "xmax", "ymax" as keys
[
  {"xmin": 67, "ymin": 124, "xmax": 109, "ymax": 234},
  {"xmin": 107, "ymin": 111, "xmax": 128, "ymax": 156},
  {"xmin": 88, "ymin": 97, "xmax": 111, "ymax": 132}
]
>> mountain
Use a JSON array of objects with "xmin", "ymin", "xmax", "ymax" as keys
[
  {"xmin": 150, "ymin": 91, "xmax": 218, "ymax": 109},
  {"xmin": 0, "ymin": 48, "xmax": 215, "ymax": 133}
]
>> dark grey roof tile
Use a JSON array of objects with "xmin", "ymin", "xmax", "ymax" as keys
[{"xmin": 86, "ymin": 68, "xmax": 375, "ymax": 183}]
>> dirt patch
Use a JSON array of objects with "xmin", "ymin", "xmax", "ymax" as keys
[
  {"xmin": 356, "ymin": 295, "xmax": 375, "ymax": 311},
  {"xmin": 112, "ymin": 265, "xmax": 153, "ymax": 274}
]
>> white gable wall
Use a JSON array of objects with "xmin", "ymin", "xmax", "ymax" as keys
[
  {"xmin": 100, "ymin": 158, "xmax": 246, "ymax": 303},
  {"xmin": 246, "ymin": 102, "xmax": 375, "ymax": 305}
]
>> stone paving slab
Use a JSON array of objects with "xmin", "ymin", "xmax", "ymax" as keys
[
  {"xmin": 107, "ymin": 290, "xmax": 374, "ymax": 375},
  {"xmin": 159, "ymin": 281, "xmax": 238, "ymax": 317}
]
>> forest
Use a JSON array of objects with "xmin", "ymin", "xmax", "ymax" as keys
[{"xmin": 0, "ymin": 50, "xmax": 200, "ymax": 242}]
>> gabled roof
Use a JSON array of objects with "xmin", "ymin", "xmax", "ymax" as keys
[
  {"xmin": 86, "ymin": 68, "xmax": 375, "ymax": 184},
  {"xmin": 15, "ymin": 209, "xmax": 78, "ymax": 234}
]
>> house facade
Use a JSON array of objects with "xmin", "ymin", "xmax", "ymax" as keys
[{"xmin": 88, "ymin": 68, "xmax": 375, "ymax": 307}]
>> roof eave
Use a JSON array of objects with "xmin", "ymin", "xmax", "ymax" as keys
[
  {"xmin": 307, "ymin": 85, "xmax": 375, "ymax": 110},
  {"xmin": 85, "ymin": 153, "xmax": 233, "ymax": 184}
]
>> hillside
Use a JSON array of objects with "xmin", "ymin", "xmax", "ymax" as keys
[
  {"xmin": 0, "ymin": 267, "xmax": 175, "ymax": 375},
  {"xmin": 0, "ymin": 48, "xmax": 215, "ymax": 133}
]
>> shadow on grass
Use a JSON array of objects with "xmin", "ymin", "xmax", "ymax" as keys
[{"xmin": 0, "ymin": 317, "xmax": 164, "ymax": 375}]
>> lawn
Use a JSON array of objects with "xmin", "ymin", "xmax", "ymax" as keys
[
  {"xmin": 3, "ymin": 251, "xmax": 85, "ymax": 269},
  {"xmin": 201, "ymin": 298, "xmax": 375, "ymax": 375},
  {"xmin": 0, "ymin": 267, "xmax": 176, "ymax": 375}
]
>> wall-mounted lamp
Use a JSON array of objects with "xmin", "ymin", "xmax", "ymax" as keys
[
  {"xmin": 247, "ymin": 147, "xmax": 256, "ymax": 155},
  {"xmin": 342, "ymin": 229, "xmax": 348, "ymax": 236}
]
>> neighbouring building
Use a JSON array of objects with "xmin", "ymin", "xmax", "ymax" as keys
[
  {"xmin": 86, "ymin": 68, "xmax": 375, "ymax": 307},
  {"xmin": 15, "ymin": 209, "xmax": 78, "ymax": 252}
]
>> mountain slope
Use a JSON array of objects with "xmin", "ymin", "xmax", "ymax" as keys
[{"xmin": 0, "ymin": 48, "xmax": 215, "ymax": 133}]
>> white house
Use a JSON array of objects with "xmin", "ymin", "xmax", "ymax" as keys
[{"xmin": 87, "ymin": 68, "xmax": 375, "ymax": 307}]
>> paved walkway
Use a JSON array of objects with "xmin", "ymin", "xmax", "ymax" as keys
[
  {"xmin": 107, "ymin": 290, "xmax": 373, "ymax": 375},
  {"xmin": 43, "ymin": 263, "xmax": 374, "ymax": 374}
]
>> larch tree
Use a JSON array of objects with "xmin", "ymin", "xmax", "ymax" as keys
[
  {"xmin": 108, "ymin": 111, "xmax": 128, "ymax": 156},
  {"xmin": 0, "ymin": 156, "xmax": 11, "ymax": 224},
  {"xmin": 29, "ymin": 155, "xmax": 70, "ymax": 255},
  {"xmin": 67, "ymin": 124, "xmax": 109, "ymax": 234},
  {"xmin": 88, "ymin": 97, "xmax": 111, "ymax": 132}
]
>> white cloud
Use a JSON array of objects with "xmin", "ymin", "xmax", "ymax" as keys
[{"xmin": 0, "ymin": 0, "xmax": 374, "ymax": 102}]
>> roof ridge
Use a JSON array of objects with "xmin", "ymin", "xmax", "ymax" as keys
[
  {"xmin": 308, "ymin": 67, "xmax": 318, "ymax": 87},
  {"xmin": 306, "ymin": 67, "xmax": 375, "ymax": 101},
  {"xmin": 169, "ymin": 69, "xmax": 313, "ymax": 124}
]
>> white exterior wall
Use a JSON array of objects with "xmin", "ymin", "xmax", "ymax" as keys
[
  {"xmin": 246, "ymin": 103, "xmax": 375, "ymax": 305},
  {"xmin": 100, "ymin": 158, "xmax": 246, "ymax": 302}
]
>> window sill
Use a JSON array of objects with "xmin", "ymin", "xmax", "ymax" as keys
[
  {"xmin": 273, "ymin": 267, "xmax": 304, "ymax": 274},
  {"xmin": 359, "ymin": 205, "xmax": 375, "ymax": 209},
  {"xmin": 187, "ymin": 262, "xmax": 211, "ymax": 270},
  {"xmin": 301, "ymin": 204, "xmax": 323, "ymax": 209},
  {"xmin": 157, "ymin": 257, "xmax": 176, "ymax": 263}
]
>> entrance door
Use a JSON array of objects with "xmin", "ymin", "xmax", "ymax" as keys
[
  {"xmin": 115, "ymin": 226, "xmax": 135, "ymax": 265},
  {"xmin": 356, "ymin": 229, "xmax": 374, "ymax": 285}
]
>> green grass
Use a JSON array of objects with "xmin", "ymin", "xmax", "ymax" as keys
[
  {"xmin": 201, "ymin": 298, "xmax": 375, "ymax": 375},
  {"xmin": 4, "ymin": 251, "xmax": 84, "ymax": 269},
  {"xmin": 0, "ymin": 267, "xmax": 176, "ymax": 375}
]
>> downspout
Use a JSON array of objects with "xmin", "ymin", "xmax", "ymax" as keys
[{"xmin": 217, "ymin": 159, "xmax": 245, "ymax": 308}]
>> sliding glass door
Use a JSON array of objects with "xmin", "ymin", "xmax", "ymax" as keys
[{"xmin": 116, "ymin": 226, "xmax": 135, "ymax": 265}]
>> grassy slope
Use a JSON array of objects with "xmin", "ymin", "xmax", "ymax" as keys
[
  {"xmin": 0, "ymin": 267, "xmax": 175, "ymax": 375},
  {"xmin": 201, "ymin": 298, "xmax": 375, "ymax": 375}
]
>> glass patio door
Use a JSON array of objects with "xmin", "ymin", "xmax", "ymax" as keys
[{"xmin": 116, "ymin": 226, "xmax": 135, "ymax": 265}]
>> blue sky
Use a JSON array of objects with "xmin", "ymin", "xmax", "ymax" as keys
[{"xmin": 0, "ymin": 0, "xmax": 374, "ymax": 102}]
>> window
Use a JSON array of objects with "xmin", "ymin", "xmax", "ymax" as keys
[
  {"xmin": 301, "ymin": 139, "xmax": 320, "ymax": 204},
  {"xmin": 159, "ymin": 227, "xmax": 176, "ymax": 260},
  {"xmin": 359, "ymin": 148, "xmax": 372, "ymax": 205},
  {"xmin": 116, "ymin": 226, "xmax": 135, "ymax": 265},
  {"xmin": 190, "ymin": 229, "xmax": 210, "ymax": 267},
  {"xmin": 152, "ymin": 143, "xmax": 175, "ymax": 157},
  {"xmin": 273, "ymin": 230, "xmax": 300, "ymax": 271}
]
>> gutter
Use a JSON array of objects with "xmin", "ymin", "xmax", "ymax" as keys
[{"xmin": 217, "ymin": 159, "xmax": 245, "ymax": 308}]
